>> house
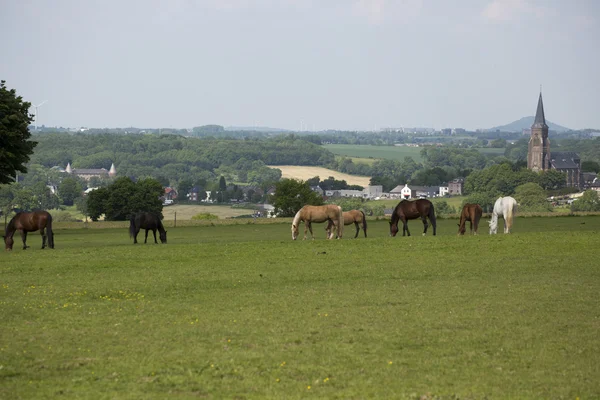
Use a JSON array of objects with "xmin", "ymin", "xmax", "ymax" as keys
[
  {"xmin": 439, "ymin": 185, "xmax": 449, "ymax": 196},
  {"xmin": 550, "ymin": 152, "xmax": 582, "ymax": 188},
  {"xmin": 339, "ymin": 190, "xmax": 363, "ymax": 198},
  {"xmin": 164, "ymin": 187, "xmax": 178, "ymax": 201},
  {"xmin": 65, "ymin": 162, "xmax": 116, "ymax": 181},
  {"xmin": 411, "ymin": 186, "xmax": 439, "ymax": 198},
  {"xmin": 590, "ymin": 180, "xmax": 600, "ymax": 194},
  {"xmin": 448, "ymin": 179, "xmax": 464, "ymax": 195},
  {"xmin": 363, "ymin": 185, "xmax": 383, "ymax": 199},
  {"xmin": 310, "ymin": 186, "xmax": 324, "ymax": 196},
  {"xmin": 188, "ymin": 186, "xmax": 201, "ymax": 202},
  {"xmin": 582, "ymin": 173, "xmax": 598, "ymax": 188}
]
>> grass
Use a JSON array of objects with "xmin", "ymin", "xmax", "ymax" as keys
[
  {"xmin": 1, "ymin": 217, "xmax": 600, "ymax": 399},
  {"xmin": 323, "ymin": 144, "xmax": 424, "ymax": 162}
]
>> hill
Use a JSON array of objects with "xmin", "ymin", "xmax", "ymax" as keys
[{"xmin": 489, "ymin": 116, "xmax": 570, "ymax": 133}]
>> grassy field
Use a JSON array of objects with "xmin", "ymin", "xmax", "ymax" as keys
[
  {"xmin": 270, "ymin": 165, "xmax": 371, "ymax": 186},
  {"xmin": 323, "ymin": 144, "xmax": 424, "ymax": 162},
  {"xmin": 162, "ymin": 204, "xmax": 254, "ymax": 220},
  {"xmin": 1, "ymin": 216, "xmax": 599, "ymax": 399}
]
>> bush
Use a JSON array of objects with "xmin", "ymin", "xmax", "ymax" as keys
[
  {"xmin": 191, "ymin": 213, "xmax": 219, "ymax": 220},
  {"xmin": 49, "ymin": 210, "xmax": 79, "ymax": 222}
]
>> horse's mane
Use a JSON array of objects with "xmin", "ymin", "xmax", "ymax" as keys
[{"xmin": 292, "ymin": 209, "xmax": 302, "ymax": 227}]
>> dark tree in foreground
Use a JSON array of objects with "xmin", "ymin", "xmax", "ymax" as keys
[
  {"xmin": 0, "ymin": 81, "xmax": 37, "ymax": 184},
  {"xmin": 271, "ymin": 179, "xmax": 323, "ymax": 217}
]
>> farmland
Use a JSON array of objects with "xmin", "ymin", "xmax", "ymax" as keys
[
  {"xmin": 270, "ymin": 165, "xmax": 371, "ymax": 186},
  {"xmin": 1, "ymin": 216, "xmax": 599, "ymax": 399},
  {"xmin": 323, "ymin": 144, "xmax": 507, "ymax": 162}
]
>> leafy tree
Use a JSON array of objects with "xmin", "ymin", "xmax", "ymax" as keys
[
  {"xmin": 0, "ymin": 81, "xmax": 37, "ymax": 184},
  {"xmin": 490, "ymin": 138, "xmax": 506, "ymax": 148},
  {"xmin": 271, "ymin": 179, "xmax": 323, "ymax": 217},
  {"xmin": 59, "ymin": 177, "xmax": 82, "ymax": 206},
  {"xmin": 581, "ymin": 161, "xmax": 600, "ymax": 173},
  {"xmin": 75, "ymin": 196, "xmax": 89, "ymax": 222},
  {"xmin": 431, "ymin": 200, "xmax": 456, "ymax": 216},
  {"xmin": 538, "ymin": 169, "xmax": 566, "ymax": 190},
  {"xmin": 12, "ymin": 187, "xmax": 36, "ymax": 211},
  {"xmin": 462, "ymin": 192, "xmax": 498, "ymax": 213},
  {"xmin": 219, "ymin": 176, "xmax": 227, "ymax": 192},
  {"xmin": 86, "ymin": 177, "xmax": 163, "ymax": 221},
  {"xmin": 514, "ymin": 182, "xmax": 551, "ymax": 212},
  {"xmin": 571, "ymin": 190, "xmax": 600, "ymax": 212}
]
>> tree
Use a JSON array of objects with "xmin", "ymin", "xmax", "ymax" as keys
[
  {"xmin": 219, "ymin": 176, "xmax": 227, "ymax": 192},
  {"xmin": 571, "ymin": 190, "xmax": 600, "ymax": 212},
  {"xmin": 514, "ymin": 182, "xmax": 551, "ymax": 212},
  {"xmin": 59, "ymin": 177, "xmax": 82, "ymax": 206},
  {"xmin": 75, "ymin": 196, "xmax": 89, "ymax": 222},
  {"xmin": 86, "ymin": 177, "xmax": 163, "ymax": 221},
  {"xmin": 581, "ymin": 161, "xmax": 600, "ymax": 173},
  {"xmin": 0, "ymin": 81, "xmax": 37, "ymax": 184},
  {"xmin": 271, "ymin": 179, "xmax": 323, "ymax": 217}
]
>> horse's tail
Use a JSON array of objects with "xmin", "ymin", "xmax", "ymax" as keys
[
  {"xmin": 129, "ymin": 215, "xmax": 136, "ymax": 238},
  {"xmin": 360, "ymin": 210, "xmax": 367, "ymax": 237},
  {"xmin": 337, "ymin": 205, "xmax": 343, "ymax": 239},
  {"xmin": 429, "ymin": 201, "xmax": 437, "ymax": 235},
  {"xmin": 46, "ymin": 213, "xmax": 55, "ymax": 249}
]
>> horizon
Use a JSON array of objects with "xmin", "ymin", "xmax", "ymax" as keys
[{"xmin": 2, "ymin": 1, "xmax": 599, "ymax": 131}]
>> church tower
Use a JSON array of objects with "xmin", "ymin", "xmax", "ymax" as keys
[{"xmin": 527, "ymin": 92, "xmax": 550, "ymax": 172}]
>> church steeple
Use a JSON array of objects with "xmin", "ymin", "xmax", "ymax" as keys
[
  {"xmin": 532, "ymin": 91, "xmax": 548, "ymax": 129},
  {"xmin": 528, "ymin": 90, "xmax": 550, "ymax": 172}
]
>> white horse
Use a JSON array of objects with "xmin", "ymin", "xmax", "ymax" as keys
[{"xmin": 489, "ymin": 196, "xmax": 518, "ymax": 234}]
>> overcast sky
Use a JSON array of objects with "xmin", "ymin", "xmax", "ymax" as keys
[{"xmin": 1, "ymin": 0, "xmax": 598, "ymax": 131}]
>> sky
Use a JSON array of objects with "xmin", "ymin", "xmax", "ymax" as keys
[{"xmin": 1, "ymin": 0, "xmax": 599, "ymax": 131}]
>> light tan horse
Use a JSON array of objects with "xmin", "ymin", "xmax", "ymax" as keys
[
  {"xmin": 291, "ymin": 205, "xmax": 343, "ymax": 240},
  {"xmin": 325, "ymin": 210, "xmax": 367, "ymax": 238}
]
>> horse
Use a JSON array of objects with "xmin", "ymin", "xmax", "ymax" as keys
[
  {"xmin": 489, "ymin": 196, "xmax": 517, "ymax": 234},
  {"xmin": 291, "ymin": 204, "xmax": 343, "ymax": 240},
  {"xmin": 389, "ymin": 199, "xmax": 436, "ymax": 237},
  {"xmin": 457, "ymin": 203, "xmax": 483, "ymax": 235},
  {"xmin": 3, "ymin": 210, "xmax": 54, "ymax": 251},
  {"xmin": 325, "ymin": 210, "xmax": 367, "ymax": 238},
  {"xmin": 129, "ymin": 212, "xmax": 167, "ymax": 244}
]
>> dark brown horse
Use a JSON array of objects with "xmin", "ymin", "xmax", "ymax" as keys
[
  {"xmin": 389, "ymin": 199, "xmax": 436, "ymax": 237},
  {"xmin": 3, "ymin": 210, "xmax": 54, "ymax": 251},
  {"xmin": 325, "ymin": 210, "xmax": 367, "ymax": 238},
  {"xmin": 129, "ymin": 212, "xmax": 167, "ymax": 244},
  {"xmin": 457, "ymin": 203, "xmax": 483, "ymax": 235}
]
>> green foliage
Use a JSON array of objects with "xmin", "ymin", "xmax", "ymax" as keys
[
  {"xmin": 420, "ymin": 146, "xmax": 487, "ymax": 170},
  {"xmin": 431, "ymin": 200, "xmax": 456, "ymax": 216},
  {"xmin": 462, "ymin": 192, "xmax": 498, "ymax": 213},
  {"xmin": 514, "ymin": 182, "xmax": 551, "ymax": 212},
  {"xmin": 0, "ymin": 80, "xmax": 37, "ymax": 184},
  {"xmin": 581, "ymin": 160, "xmax": 600, "ymax": 173},
  {"xmin": 571, "ymin": 190, "xmax": 600, "ymax": 212},
  {"xmin": 58, "ymin": 177, "xmax": 82, "ymax": 206},
  {"xmin": 86, "ymin": 177, "xmax": 163, "ymax": 221},
  {"xmin": 271, "ymin": 178, "xmax": 324, "ymax": 217},
  {"xmin": 191, "ymin": 212, "xmax": 219, "ymax": 220},
  {"xmin": 464, "ymin": 163, "xmax": 539, "ymax": 196}
]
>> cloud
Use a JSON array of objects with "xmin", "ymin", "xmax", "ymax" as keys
[
  {"xmin": 481, "ymin": 0, "xmax": 553, "ymax": 22},
  {"xmin": 351, "ymin": 0, "xmax": 423, "ymax": 24}
]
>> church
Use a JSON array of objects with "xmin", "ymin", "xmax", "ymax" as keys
[{"xmin": 527, "ymin": 93, "xmax": 581, "ymax": 187}]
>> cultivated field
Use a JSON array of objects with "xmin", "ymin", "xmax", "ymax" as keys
[
  {"xmin": 270, "ymin": 165, "xmax": 371, "ymax": 187},
  {"xmin": 162, "ymin": 204, "xmax": 254, "ymax": 220},
  {"xmin": 1, "ymin": 216, "xmax": 599, "ymax": 399}
]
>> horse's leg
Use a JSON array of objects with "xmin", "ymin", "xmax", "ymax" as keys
[
  {"xmin": 144, "ymin": 229, "xmax": 149, "ymax": 244},
  {"xmin": 354, "ymin": 222, "xmax": 359, "ymax": 238},
  {"xmin": 133, "ymin": 228, "xmax": 139, "ymax": 244},
  {"xmin": 41, "ymin": 228, "xmax": 47, "ymax": 249},
  {"xmin": 21, "ymin": 231, "xmax": 29, "ymax": 249},
  {"xmin": 403, "ymin": 220, "xmax": 410, "ymax": 237},
  {"xmin": 307, "ymin": 222, "xmax": 315, "ymax": 240},
  {"xmin": 421, "ymin": 216, "xmax": 429, "ymax": 236},
  {"xmin": 152, "ymin": 229, "xmax": 158, "ymax": 244},
  {"xmin": 303, "ymin": 221, "xmax": 309, "ymax": 240}
]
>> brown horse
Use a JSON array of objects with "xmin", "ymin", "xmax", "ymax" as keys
[
  {"xmin": 325, "ymin": 210, "xmax": 367, "ymax": 238},
  {"xmin": 3, "ymin": 210, "xmax": 54, "ymax": 251},
  {"xmin": 291, "ymin": 205, "xmax": 343, "ymax": 240},
  {"xmin": 457, "ymin": 203, "xmax": 483, "ymax": 235},
  {"xmin": 129, "ymin": 212, "xmax": 167, "ymax": 244},
  {"xmin": 389, "ymin": 199, "xmax": 436, "ymax": 237}
]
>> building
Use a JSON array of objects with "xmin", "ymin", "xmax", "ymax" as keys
[
  {"xmin": 448, "ymin": 179, "xmax": 464, "ymax": 195},
  {"xmin": 66, "ymin": 162, "xmax": 116, "ymax": 181},
  {"xmin": 527, "ymin": 92, "xmax": 581, "ymax": 187}
]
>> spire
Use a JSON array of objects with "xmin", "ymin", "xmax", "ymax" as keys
[
  {"xmin": 532, "ymin": 91, "xmax": 548, "ymax": 129},
  {"xmin": 109, "ymin": 163, "xmax": 116, "ymax": 177},
  {"xmin": 66, "ymin": 162, "xmax": 72, "ymax": 174}
]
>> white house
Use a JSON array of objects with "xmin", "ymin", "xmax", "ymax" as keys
[
  {"xmin": 439, "ymin": 186, "xmax": 449, "ymax": 196},
  {"xmin": 400, "ymin": 184, "xmax": 412, "ymax": 199}
]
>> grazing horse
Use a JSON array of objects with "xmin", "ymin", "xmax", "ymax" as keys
[
  {"xmin": 389, "ymin": 199, "xmax": 436, "ymax": 237},
  {"xmin": 3, "ymin": 210, "xmax": 54, "ymax": 251},
  {"xmin": 129, "ymin": 212, "xmax": 167, "ymax": 244},
  {"xmin": 291, "ymin": 205, "xmax": 343, "ymax": 240},
  {"xmin": 325, "ymin": 210, "xmax": 367, "ymax": 238},
  {"xmin": 489, "ymin": 196, "xmax": 517, "ymax": 234},
  {"xmin": 457, "ymin": 203, "xmax": 483, "ymax": 235}
]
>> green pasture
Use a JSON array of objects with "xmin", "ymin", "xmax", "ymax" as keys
[
  {"xmin": 323, "ymin": 144, "xmax": 424, "ymax": 162},
  {"xmin": 1, "ymin": 217, "xmax": 600, "ymax": 399}
]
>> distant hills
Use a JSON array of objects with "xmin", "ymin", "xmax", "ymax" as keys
[
  {"xmin": 225, "ymin": 126, "xmax": 291, "ymax": 132},
  {"xmin": 488, "ymin": 116, "xmax": 570, "ymax": 133}
]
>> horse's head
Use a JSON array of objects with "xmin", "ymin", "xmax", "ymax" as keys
[
  {"xmin": 160, "ymin": 230, "xmax": 167, "ymax": 244},
  {"xmin": 389, "ymin": 220, "xmax": 399, "ymax": 237},
  {"xmin": 291, "ymin": 224, "xmax": 299, "ymax": 240},
  {"xmin": 488, "ymin": 219, "xmax": 497, "ymax": 235},
  {"xmin": 3, "ymin": 235, "xmax": 13, "ymax": 251}
]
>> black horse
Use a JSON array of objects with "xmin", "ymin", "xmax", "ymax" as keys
[
  {"xmin": 129, "ymin": 212, "xmax": 167, "ymax": 244},
  {"xmin": 389, "ymin": 199, "xmax": 436, "ymax": 237},
  {"xmin": 3, "ymin": 210, "xmax": 54, "ymax": 251}
]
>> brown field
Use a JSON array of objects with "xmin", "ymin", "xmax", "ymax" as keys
[
  {"xmin": 270, "ymin": 165, "xmax": 371, "ymax": 186},
  {"xmin": 162, "ymin": 204, "xmax": 254, "ymax": 220}
]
